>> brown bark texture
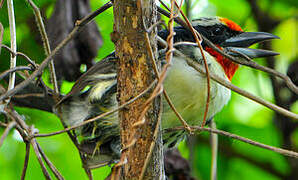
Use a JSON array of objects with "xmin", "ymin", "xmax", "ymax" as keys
[{"xmin": 113, "ymin": 0, "xmax": 164, "ymax": 179}]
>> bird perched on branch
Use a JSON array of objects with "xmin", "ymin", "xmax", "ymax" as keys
[{"xmin": 56, "ymin": 17, "xmax": 279, "ymax": 167}]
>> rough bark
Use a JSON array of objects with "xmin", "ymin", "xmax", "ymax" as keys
[{"xmin": 112, "ymin": 0, "xmax": 164, "ymax": 179}]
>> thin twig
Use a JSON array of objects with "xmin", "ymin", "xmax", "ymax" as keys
[
  {"xmin": 83, "ymin": 167, "xmax": 93, "ymax": 180},
  {"xmin": 132, "ymin": 0, "xmax": 173, "ymax": 123},
  {"xmin": 131, "ymin": 0, "xmax": 176, "ymax": 128},
  {"xmin": 146, "ymin": 20, "xmax": 167, "ymax": 33},
  {"xmin": 155, "ymin": 1, "xmax": 193, "ymax": 131},
  {"xmin": 158, "ymin": 0, "xmax": 170, "ymax": 11},
  {"xmin": 167, "ymin": 40, "xmax": 298, "ymax": 120},
  {"xmin": 31, "ymin": 139, "xmax": 52, "ymax": 180},
  {"xmin": 145, "ymin": 30, "xmax": 192, "ymax": 131},
  {"xmin": 186, "ymin": 58, "xmax": 298, "ymax": 120},
  {"xmin": 113, "ymin": 2, "xmax": 168, "ymax": 177},
  {"xmin": 0, "ymin": 122, "xmax": 8, "ymax": 127},
  {"xmin": 5, "ymin": 107, "xmax": 29, "ymax": 131},
  {"xmin": 156, "ymin": 6, "xmax": 298, "ymax": 95},
  {"xmin": 75, "ymin": 1, "xmax": 112, "ymax": 27},
  {"xmin": 210, "ymin": 120, "xmax": 218, "ymax": 180},
  {"xmin": 157, "ymin": 37, "xmax": 298, "ymax": 120},
  {"xmin": 118, "ymin": 2, "xmax": 176, "ymax": 160},
  {"xmin": 5, "ymin": 109, "xmax": 52, "ymax": 179},
  {"xmin": 0, "ymin": 44, "xmax": 37, "ymax": 68},
  {"xmin": 0, "ymin": 44, "xmax": 38, "ymax": 68},
  {"xmin": 136, "ymin": 11, "xmax": 174, "ymax": 178},
  {"xmin": 5, "ymin": 107, "xmax": 63, "ymax": 180},
  {"xmin": 0, "ymin": 44, "xmax": 52, "ymax": 96},
  {"xmin": 173, "ymin": 0, "xmax": 211, "ymax": 127},
  {"xmin": 197, "ymin": 135, "xmax": 286, "ymax": 178},
  {"xmin": 204, "ymin": 37, "xmax": 298, "ymax": 94},
  {"xmin": 34, "ymin": 80, "xmax": 157, "ymax": 138},
  {"xmin": 181, "ymin": 49, "xmax": 298, "ymax": 120},
  {"xmin": 0, "ymin": 66, "xmax": 33, "ymax": 81},
  {"xmin": 36, "ymin": 142, "xmax": 65, "ymax": 180},
  {"xmin": 6, "ymin": 0, "xmax": 17, "ymax": 104},
  {"xmin": 1, "ymin": 44, "xmax": 54, "ymax": 102},
  {"xmin": 0, "ymin": 120, "xmax": 16, "ymax": 148},
  {"xmin": 26, "ymin": 0, "xmax": 59, "ymax": 95},
  {"xmin": 166, "ymin": 126, "xmax": 298, "ymax": 158},
  {"xmin": 0, "ymin": 1, "xmax": 113, "ymax": 101},
  {"xmin": 157, "ymin": 6, "xmax": 185, "ymax": 26},
  {"xmin": 139, "ymin": 99, "xmax": 163, "ymax": 180},
  {"xmin": 21, "ymin": 142, "xmax": 30, "ymax": 180},
  {"xmin": 166, "ymin": 0, "xmax": 175, "ymax": 63}
]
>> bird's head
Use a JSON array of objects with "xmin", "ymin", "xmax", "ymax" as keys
[
  {"xmin": 159, "ymin": 17, "xmax": 280, "ymax": 80},
  {"xmin": 192, "ymin": 17, "xmax": 279, "ymax": 80}
]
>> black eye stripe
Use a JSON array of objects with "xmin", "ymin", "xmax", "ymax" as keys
[
  {"xmin": 196, "ymin": 24, "xmax": 241, "ymax": 45},
  {"xmin": 157, "ymin": 22, "xmax": 242, "ymax": 48}
]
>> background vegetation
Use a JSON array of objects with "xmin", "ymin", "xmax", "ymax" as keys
[{"xmin": 0, "ymin": 0, "xmax": 297, "ymax": 179}]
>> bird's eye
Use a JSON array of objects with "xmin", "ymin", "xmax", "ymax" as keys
[{"xmin": 213, "ymin": 28, "xmax": 222, "ymax": 35}]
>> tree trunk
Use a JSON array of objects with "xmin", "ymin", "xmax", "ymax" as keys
[{"xmin": 112, "ymin": 0, "xmax": 164, "ymax": 179}]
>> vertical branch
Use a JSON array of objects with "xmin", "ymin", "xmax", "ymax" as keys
[
  {"xmin": 26, "ymin": 0, "xmax": 59, "ymax": 96},
  {"xmin": 6, "ymin": 0, "xmax": 17, "ymax": 102},
  {"xmin": 172, "ymin": 0, "xmax": 211, "ymax": 127},
  {"xmin": 210, "ymin": 120, "xmax": 218, "ymax": 180},
  {"xmin": 31, "ymin": 139, "xmax": 52, "ymax": 180},
  {"xmin": 245, "ymin": 0, "xmax": 298, "ymax": 178},
  {"xmin": 112, "ymin": 0, "xmax": 162, "ymax": 179},
  {"xmin": 36, "ymin": 142, "xmax": 64, "ymax": 180},
  {"xmin": 21, "ymin": 142, "xmax": 30, "ymax": 180},
  {"xmin": 5, "ymin": 107, "xmax": 64, "ymax": 180},
  {"xmin": 0, "ymin": 23, "xmax": 3, "ymax": 47},
  {"xmin": 166, "ymin": 0, "xmax": 174, "ymax": 64}
]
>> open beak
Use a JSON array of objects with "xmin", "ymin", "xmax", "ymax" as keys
[{"xmin": 222, "ymin": 32, "xmax": 280, "ymax": 59}]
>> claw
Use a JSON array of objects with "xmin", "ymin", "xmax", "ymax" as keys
[{"xmin": 91, "ymin": 141, "xmax": 103, "ymax": 157}]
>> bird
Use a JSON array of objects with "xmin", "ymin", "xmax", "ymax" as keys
[{"xmin": 55, "ymin": 17, "xmax": 279, "ymax": 167}]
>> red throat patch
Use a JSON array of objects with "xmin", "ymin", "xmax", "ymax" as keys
[
  {"xmin": 205, "ymin": 46, "xmax": 239, "ymax": 81},
  {"xmin": 219, "ymin": 18, "xmax": 243, "ymax": 32}
]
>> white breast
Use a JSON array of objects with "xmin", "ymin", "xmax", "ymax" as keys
[{"xmin": 162, "ymin": 48, "xmax": 231, "ymax": 129}]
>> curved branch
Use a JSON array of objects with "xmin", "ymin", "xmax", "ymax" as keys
[
  {"xmin": 36, "ymin": 141, "xmax": 64, "ymax": 180},
  {"xmin": 166, "ymin": 126, "xmax": 298, "ymax": 158},
  {"xmin": 0, "ymin": 66, "xmax": 32, "ymax": 81},
  {"xmin": 34, "ymin": 80, "xmax": 157, "ymax": 138},
  {"xmin": 6, "ymin": 0, "xmax": 17, "ymax": 104},
  {"xmin": 21, "ymin": 142, "xmax": 30, "ymax": 180},
  {"xmin": 26, "ymin": 0, "xmax": 59, "ymax": 95},
  {"xmin": 156, "ymin": 6, "xmax": 298, "ymax": 94},
  {"xmin": 0, "ymin": 44, "xmax": 38, "ymax": 68},
  {"xmin": 157, "ymin": 37, "xmax": 298, "ymax": 120},
  {"xmin": 0, "ymin": 121, "xmax": 16, "ymax": 148},
  {"xmin": 0, "ymin": 1, "xmax": 113, "ymax": 102}
]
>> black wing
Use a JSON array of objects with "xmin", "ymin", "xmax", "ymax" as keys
[{"xmin": 57, "ymin": 53, "xmax": 117, "ymax": 106}]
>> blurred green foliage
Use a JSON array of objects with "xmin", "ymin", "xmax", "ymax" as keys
[{"xmin": 0, "ymin": 0, "xmax": 297, "ymax": 179}]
